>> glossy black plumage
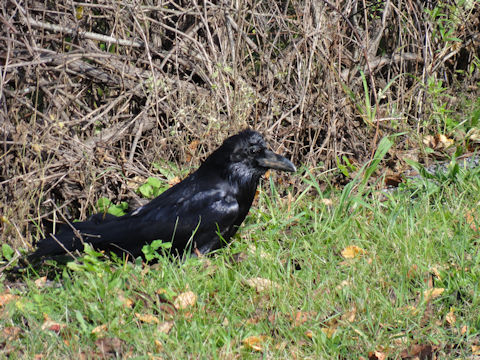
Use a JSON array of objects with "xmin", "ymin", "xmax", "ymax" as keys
[{"xmin": 29, "ymin": 129, "xmax": 296, "ymax": 260}]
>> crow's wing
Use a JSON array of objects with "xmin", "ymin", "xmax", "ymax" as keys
[
  {"xmin": 30, "ymin": 173, "xmax": 242, "ymax": 259},
  {"xmin": 119, "ymin": 187, "xmax": 241, "ymax": 255}
]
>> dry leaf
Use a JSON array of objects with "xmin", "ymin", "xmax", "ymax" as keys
[
  {"xmin": 243, "ymin": 335, "xmax": 268, "ymax": 351},
  {"xmin": 335, "ymin": 280, "xmax": 351, "ymax": 291},
  {"xmin": 304, "ymin": 330, "xmax": 313, "ymax": 339},
  {"xmin": 118, "ymin": 294, "xmax": 133, "ymax": 308},
  {"xmin": 157, "ymin": 321, "xmax": 174, "ymax": 334},
  {"xmin": 95, "ymin": 337, "xmax": 124, "ymax": 356},
  {"xmin": 400, "ymin": 344, "xmax": 435, "ymax": 359},
  {"xmin": 34, "ymin": 276, "xmax": 47, "ymax": 288},
  {"xmin": 320, "ymin": 198, "xmax": 333, "ymax": 206},
  {"xmin": 430, "ymin": 266, "xmax": 442, "ymax": 279},
  {"xmin": 91, "ymin": 324, "xmax": 108, "ymax": 337},
  {"xmin": 2, "ymin": 326, "xmax": 22, "ymax": 341},
  {"xmin": 168, "ymin": 177, "xmax": 181, "ymax": 187},
  {"xmin": 292, "ymin": 311, "xmax": 308, "ymax": 326},
  {"xmin": 245, "ymin": 277, "xmax": 281, "ymax": 292},
  {"xmin": 406, "ymin": 264, "xmax": 418, "ymax": 279},
  {"xmin": 0, "ymin": 293, "xmax": 19, "ymax": 307},
  {"xmin": 461, "ymin": 325, "xmax": 468, "ymax": 335},
  {"xmin": 373, "ymin": 351, "xmax": 387, "ymax": 360},
  {"xmin": 41, "ymin": 317, "xmax": 65, "ymax": 333},
  {"xmin": 341, "ymin": 245, "xmax": 366, "ymax": 259},
  {"xmin": 174, "ymin": 291, "xmax": 197, "ymax": 310},
  {"xmin": 467, "ymin": 128, "xmax": 480, "ymax": 143},
  {"xmin": 321, "ymin": 326, "xmax": 336, "ymax": 338},
  {"xmin": 472, "ymin": 345, "xmax": 480, "ymax": 355},
  {"xmin": 423, "ymin": 287, "xmax": 445, "ymax": 302},
  {"xmin": 436, "ymin": 134, "xmax": 454, "ymax": 148},
  {"xmin": 154, "ymin": 339, "xmax": 164, "ymax": 352},
  {"xmin": 341, "ymin": 306, "xmax": 357, "ymax": 322},
  {"xmin": 445, "ymin": 307, "xmax": 456, "ymax": 326},
  {"xmin": 135, "ymin": 313, "xmax": 160, "ymax": 324},
  {"xmin": 465, "ymin": 210, "xmax": 478, "ymax": 231}
]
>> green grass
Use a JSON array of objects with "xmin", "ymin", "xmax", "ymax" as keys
[{"xmin": 2, "ymin": 166, "xmax": 480, "ymax": 359}]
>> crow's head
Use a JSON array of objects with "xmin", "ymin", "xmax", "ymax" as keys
[{"xmin": 206, "ymin": 129, "xmax": 296, "ymax": 184}]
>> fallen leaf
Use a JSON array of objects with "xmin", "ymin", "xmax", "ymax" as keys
[
  {"xmin": 2, "ymin": 326, "xmax": 22, "ymax": 341},
  {"xmin": 465, "ymin": 209, "xmax": 478, "ymax": 231},
  {"xmin": 243, "ymin": 335, "xmax": 268, "ymax": 351},
  {"xmin": 157, "ymin": 321, "xmax": 174, "ymax": 334},
  {"xmin": 320, "ymin": 198, "xmax": 333, "ymax": 206},
  {"xmin": 430, "ymin": 266, "xmax": 442, "ymax": 279},
  {"xmin": 423, "ymin": 287, "xmax": 445, "ymax": 302},
  {"xmin": 341, "ymin": 306, "xmax": 357, "ymax": 322},
  {"xmin": 174, "ymin": 291, "xmax": 197, "ymax": 310},
  {"xmin": 400, "ymin": 344, "xmax": 435, "ymax": 359},
  {"xmin": 118, "ymin": 294, "xmax": 133, "ymax": 308},
  {"xmin": 91, "ymin": 324, "xmax": 108, "ymax": 337},
  {"xmin": 472, "ymin": 345, "xmax": 480, "ymax": 355},
  {"xmin": 34, "ymin": 276, "xmax": 47, "ymax": 288},
  {"xmin": 461, "ymin": 325, "xmax": 467, "ymax": 334},
  {"xmin": 245, "ymin": 277, "xmax": 281, "ymax": 292},
  {"xmin": 445, "ymin": 307, "xmax": 456, "ymax": 326},
  {"xmin": 321, "ymin": 326, "xmax": 336, "ymax": 338},
  {"xmin": 95, "ymin": 337, "xmax": 124, "ymax": 356},
  {"xmin": 436, "ymin": 134, "xmax": 454, "ymax": 149},
  {"xmin": 188, "ymin": 140, "xmax": 200, "ymax": 151},
  {"xmin": 335, "ymin": 280, "xmax": 351, "ymax": 291},
  {"xmin": 41, "ymin": 316, "xmax": 65, "ymax": 333},
  {"xmin": 135, "ymin": 313, "xmax": 160, "ymax": 324},
  {"xmin": 304, "ymin": 330, "xmax": 313, "ymax": 339},
  {"xmin": 341, "ymin": 245, "xmax": 367, "ymax": 259},
  {"xmin": 154, "ymin": 339, "xmax": 164, "ymax": 352},
  {"xmin": 168, "ymin": 176, "xmax": 181, "ymax": 187},
  {"xmin": 0, "ymin": 293, "xmax": 19, "ymax": 307},
  {"xmin": 371, "ymin": 350, "xmax": 387, "ymax": 360},
  {"xmin": 292, "ymin": 311, "xmax": 308, "ymax": 326},
  {"xmin": 407, "ymin": 264, "xmax": 418, "ymax": 279},
  {"xmin": 291, "ymin": 311, "xmax": 317, "ymax": 327}
]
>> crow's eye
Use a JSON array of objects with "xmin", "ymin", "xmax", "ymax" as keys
[{"xmin": 249, "ymin": 147, "xmax": 260, "ymax": 155}]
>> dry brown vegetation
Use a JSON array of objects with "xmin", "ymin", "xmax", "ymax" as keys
[{"xmin": 1, "ymin": 0, "xmax": 479, "ymax": 250}]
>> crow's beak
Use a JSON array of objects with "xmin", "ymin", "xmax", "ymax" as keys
[{"xmin": 257, "ymin": 150, "xmax": 296, "ymax": 172}]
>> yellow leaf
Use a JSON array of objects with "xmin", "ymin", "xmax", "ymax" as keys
[
  {"xmin": 245, "ymin": 277, "xmax": 281, "ymax": 292},
  {"xmin": 445, "ymin": 307, "xmax": 456, "ymax": 326},
  {"xmin": 321, "ymin": 326, "xmax": 336, "ymax": 338},
  {"xmin": 243, "ymin": 335, "xmax": 268, "ymax": 351},
  {"xmin": 304, "ymin": 330, "xmax": 313, "ymax": 339},
  {"xmin": 75, "ymin": 6, "xmax": 83, "ymax": 20},
  {"xmin": 174, "ymin": 291, "xmax": 197, "ymax": 310},
  {"xmin": 423, "ymin": 287, "xmax": 445, "ymax": 302},
  {"xmin": 135, "ymin": 313, "xmax": 160, "ymax": 324},
  {"xmin": 91, "ymin": 324, "xmax": 108, "ymax": 337},
  {"xmin": 472, "ymin": 345, "xmax": 480, "ymax": 355},
  {"xmin": 341, "ymin": 245, "xmax": 366, "ymax": 259},
  {"xmin": 154, "ymin": 339, "xmax": 164, "ymax": 352},
  {"xmin": 118, "ymin": 294, "xmax": 133, "ymax": 308}
]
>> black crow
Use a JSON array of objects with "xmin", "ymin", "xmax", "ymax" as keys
[{"xmin": 29, "ymin": 129, "xmax": 296, "ymax": 260}]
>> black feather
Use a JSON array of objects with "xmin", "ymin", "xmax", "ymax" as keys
[{"xmin": 29, "ymin": 129, "xmax": 296, "ymax": 260}]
